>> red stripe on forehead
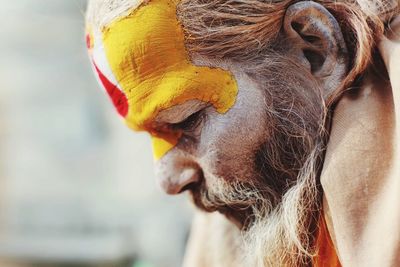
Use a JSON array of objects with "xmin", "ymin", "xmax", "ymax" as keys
[{"xmin": 93, "ymin": 61, "xmax": 129, "ymax": 117}]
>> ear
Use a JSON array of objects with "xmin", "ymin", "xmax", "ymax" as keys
[{"xmin": 283, "ymin": 1, "xmax": 349, "ymax": 99}]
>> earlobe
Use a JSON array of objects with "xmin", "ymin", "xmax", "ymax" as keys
[{"xmin": 283, "ymin": 1, "xmax": 349, "ymax": 98}]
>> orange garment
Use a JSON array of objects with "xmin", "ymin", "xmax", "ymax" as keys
[{"xmin": 313, "ymin": 215, "xmax": 341, "ymax": 267}]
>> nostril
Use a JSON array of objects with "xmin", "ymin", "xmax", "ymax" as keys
[
  {"xmin": 178, "ymin": 181, "xmax": 199, "ymax": 194},
  {"xmin": 155, "ymin": 158, "xmax": 203, "ymax": 195},
  {"xmin": 175, "ymin": 168, "xmax": 201, "ymax": 193}
]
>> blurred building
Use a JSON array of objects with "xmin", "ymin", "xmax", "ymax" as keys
[{"xmin": 0, "ymin": 1, "xmax": 193, "ymax": 266}]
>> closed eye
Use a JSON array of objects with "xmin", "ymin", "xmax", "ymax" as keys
[{"xmin": 170, "ymin": 109, "xmax": 204, "ymax": 133}]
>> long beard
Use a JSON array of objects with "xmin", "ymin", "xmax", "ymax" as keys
[
  {"xmin": 189, "ymin": 145, "xmax": 322, "ymax": 266},
  {"xmin": 243, "ymin": 146, "xmax": 323, "ymax": 266}
]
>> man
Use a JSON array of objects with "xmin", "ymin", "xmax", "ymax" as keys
[{"xmin": 86, "ymin": 0, "xmax": 400, "ymax": 265}]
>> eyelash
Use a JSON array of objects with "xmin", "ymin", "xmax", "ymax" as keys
[{"xmin": 170, "ymin": 110, "xmax": 204, "ymax": 134}]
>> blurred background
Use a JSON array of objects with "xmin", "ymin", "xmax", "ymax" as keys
[{"xmin": 0, "ymin": 1, "xmax": 193, "ymax": 266}]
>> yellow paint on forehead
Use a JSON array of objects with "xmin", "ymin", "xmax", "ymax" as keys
[{"xmin": 101, "ymin": 0, "xmax": 238, "ymax": 159}]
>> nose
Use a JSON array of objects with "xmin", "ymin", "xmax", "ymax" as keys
[{"xmin": 155, "ymin": 154, "xmax": 201, "ymax": 195}]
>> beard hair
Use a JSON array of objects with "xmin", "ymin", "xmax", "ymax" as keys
[
  {"xmin": 190, "ymin": 60, "xmax": 327, "ymax": 266},
  {"xmin": 191, "ymin": 177, "xmax": 276, "ymax": 228},
  {"xmin": 242, "ymin": 59, "xmax": 326, "ymax": 266},
  {"xmin": 242, "ymin": 147, "xmax": 322, "ymax": 267},
  {"xmin": 190, "ymin": 147, "xmax": 322, "ymax": 266}
]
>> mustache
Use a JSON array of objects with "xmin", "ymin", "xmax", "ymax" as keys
[{"xmin": 189, "ymin": 178, "xmax": 277, "ymax": 228}]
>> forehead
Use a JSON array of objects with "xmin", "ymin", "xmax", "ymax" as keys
[{"xmin": 85, "ymin": 0, "xmax": 238, "ymax": 159}]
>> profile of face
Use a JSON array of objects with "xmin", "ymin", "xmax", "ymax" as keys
[
  {"xmin": 86, "ymin": 0, "xmax": 384, "ymax": 264},
  {"xmin": 87, "ymin": 0, "xmax": 347, "ymax": 222}
]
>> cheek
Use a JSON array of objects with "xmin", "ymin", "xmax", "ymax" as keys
[
  {"xmin": 200, "ymin": 128, "xmax": 265, "ymax": 182},
  {"xmin": 197, "ymin": 81, "xmax": 269, "ymax": 182}
]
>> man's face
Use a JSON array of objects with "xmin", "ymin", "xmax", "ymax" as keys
[
  {"xmin": 154, "ymin": 54, "xmax": 324, "ymax": 227},
  {"xmin": 86, "ymin": 0, "xmax": 324, "ymax": 228},
  {"xmin": 154, "ymin": 67, "xmax": 271, "ymax": 226}
]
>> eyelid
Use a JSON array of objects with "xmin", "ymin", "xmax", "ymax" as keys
[
  {"xmin": 170, "ymin": 109, "xmax": 205, "ymax": 132},
  {"xmin": 173, "ymin": 108, "xmax": 204, "ymax": 125},
  {"xmin": 154, "ymin": 101, "xmax": 210, "ymax": 125}
]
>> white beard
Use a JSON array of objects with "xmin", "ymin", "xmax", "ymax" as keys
[{"xmin": 193, "ymin": 148, "xmax": 321, "ymax": 267}]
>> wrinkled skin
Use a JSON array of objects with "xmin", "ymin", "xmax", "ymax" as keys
[
  {"xmin": 154, "ymin": 69, "xmax": 270, "ymax": 225},
  {"xmin": 154, "ymin": 56, "xmax": 325, "ymax": 227}
]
